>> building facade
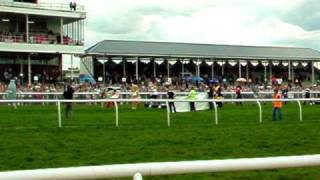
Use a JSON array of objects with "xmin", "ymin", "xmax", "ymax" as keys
[{"xmin": 0, "ymin": 0, "xmax": 85, "ymax": 84}]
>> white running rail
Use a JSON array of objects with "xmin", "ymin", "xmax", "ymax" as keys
[
  {"xmin": 0, "ymin": 155, "xmax": 320, "ymax": 180},
  {"xmin": 0, "ymin": 98, "xmax": 318, "ymax": 128}
]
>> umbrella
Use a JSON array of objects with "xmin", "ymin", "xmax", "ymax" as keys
[
  {"xmin": 236, "ymin": 78, "xmax": 247, "ymax": 82},
  {"xmin": 210, "ymin": 79, "xmax": 219, "ymax": 84},
  {"xmin": 192, "ymin": 77, "xmax": 204, "ymax": 82}
]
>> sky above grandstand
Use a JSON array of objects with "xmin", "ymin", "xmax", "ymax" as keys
[{"xmin": 55, "ymin": 0, "xmax": 320, "ymax": 68}]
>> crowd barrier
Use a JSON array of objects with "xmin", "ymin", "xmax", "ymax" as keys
[
  {"xmin": 0, "ymin": 98, "xmax": 318, "ymax": 128},
  {"xmin": 0, "ymin": 154, "xmax": 319, "ymax": 179}
]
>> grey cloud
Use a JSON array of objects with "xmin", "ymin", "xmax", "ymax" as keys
[
  {"xmin": 272, "ymin": 38, "xmax": 320, "ymax": 50},
  {"xmin": 136, "ymin": 5, "xmax": 197, "ymax": 17},
  {"xmin": 86, "ymin": 2, "xmax": 202, "ymax": 36},
  {"xmin": 279, "ymin": 0, "xmax": 320, "ymax": 31},
  {"xmin": 87, "ymin": 11, "xmax": 144, "ymax": 34}
]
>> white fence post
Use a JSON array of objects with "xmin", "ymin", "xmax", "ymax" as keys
[
  {"xmin": 296, "ymin": 100, "xmax": 302, "ymax": 122},
  {"xmin": 256, "ymin": 101, "xmax": 262, "ymax": 123},
  {"xmin": 114, "ymin": 101, "xmax": 119, "ymax": 127},
  {"xmin": 166, "ymin": 101, "xmax": 171, "ymax": 127},
  {"xmin": 133, "ymin": 172, "xmax": 143, "ymax": 180},
  {"xmin": 213, "ymin": 101, "xmax": 218, "ymax": 125},
  {"xmin": 57, "ymin": 101, "xmax": 62, "ymax": 128}
]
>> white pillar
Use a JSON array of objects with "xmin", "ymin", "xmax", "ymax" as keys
[
  {"xmin": 103, "ymin": 60, "xmax": 106, "ymax": 85},
  {"xmin": 197, "ymin": 58, "xmax": 201, "ymax": 77},
  {"xmin": 25, "ymin": 14, "xmax": 29, "ymax": 43},
  {"xmin": 264, "ymin": 66, "xmax": 267, "ymax": 83},
  {"xmin": 288, "ymin": 61, "xmax": 291, "ymax": 82},
  {"xmin": 181, "ymin": 60, "xmax": 185, "ymax": 84},
  {"xmin": 222, "ymin": 63, "xmax": 225, "ymax": 76},
  {"xmin": 136, "ymin": 58, "xmax": 139, "ymax": 81},
  {"xmin": 238, "ymin": 61, "xmax": 241, "ymax": 78},
  {"xmin": 153, "ymin": 59, "xmax": 156, "ymax": 78},
  {"xmin": 123, "ymin": 59, "xmax": 126, "ymax": 77},
  {"xmin": 167, "ymin": 59, "xmax": 170, "ymax": 78},
  {"xmin": 292, "ymin": 63, "xmax": 294, "ymax": 83},
  {"xmin": 312, "ymin": 61, "xmax": 315, "ymax": 85},
  {"xmin": 71, "ymin": 55, "xmax": 74, "ymax": 81},
  {"xmin": 246, "ymin": 62, "xmax": 249, "ymax": 80},
  {"xmin": 60, "ymin": 18, "xmax": 64, "ymax": 44},
  {"xmin": 269, "ymin": 63, "xmax": 272, "ymax": 81},
  {"xmin": 20, "ymin": 59, "xmax": 23, "ymax": 77},
  {"xmin": 211, "ymin": 62, "xmax": 214, "ymax": 80},
  {"xmin": 28, "ymin": 54, "xmax": 31, "ymax": 85}
]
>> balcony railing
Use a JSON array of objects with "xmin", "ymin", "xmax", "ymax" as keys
[
  {"xmin": 0, "ymin": 1, "xmax": 85, "ymax": 12},
  {"xmin": 0, "ymin": 33, "xmax": 84, "ymax": 46}
]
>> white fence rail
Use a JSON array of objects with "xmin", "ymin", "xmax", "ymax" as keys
[
  {"xmin": 0, "ymin": 98, "xmax": 318, "ymax": 128},
  {"xmin": 1, "ymin": 91, "xmax": 320, "ymax": 100},
  {"xmin": 0, "ymin": 154, "xmax": 320, "ymax": 179}
]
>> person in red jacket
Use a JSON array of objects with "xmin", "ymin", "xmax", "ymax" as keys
[{"xmin": 235, "ymin": 85, "xmax": 242, "ymax": 106}]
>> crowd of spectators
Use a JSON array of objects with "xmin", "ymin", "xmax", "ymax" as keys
[
  {"xmin": 0, "ymin": 30, "xmax": 82, "ymax": 45},
  {"xmin": 0, "ymin": 77, "xmax": 319, "ymax": 101}
]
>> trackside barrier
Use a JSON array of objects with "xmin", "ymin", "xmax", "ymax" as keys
[
  {"xmin": 0, "ymin": 155, "xmax": 320, "ymax": 179},
  {"xmin": 0, "ymin": 98, "xmax": 317, "ymax": 128},
  {"xmin": 1, "ymin": 91, "xmax": 320, "ymax": 100}
]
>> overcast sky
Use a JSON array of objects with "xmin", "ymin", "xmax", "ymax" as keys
[{"xmin": 54, "ymin": 0, "xmax": 320, "ymax": 68}]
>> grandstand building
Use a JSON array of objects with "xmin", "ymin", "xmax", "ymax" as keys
[
  {"xmin": 0, "ymin": 0, "xmax": 85, "ymax": 84},
  {"xmin": 84, "ymin": 40, "xmax": 320, "ymax": 85}
]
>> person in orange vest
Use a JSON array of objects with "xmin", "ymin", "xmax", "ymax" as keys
[{"xmin": 273, "ymin": 89, "xmax": 283, "ymax": 121}]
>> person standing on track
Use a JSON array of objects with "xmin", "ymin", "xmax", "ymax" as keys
[
  {"xmin": 188, "ymin": 86, "xmax": 197, "ymax": 112},
  {"xmin": 167, "ymin": 85, "xmax": 176, "ymax": 113},
  {"xmin": 6, "ymin": 80, "xmax": 17, "ymax": 109},
  {"xmin": 131, "ymin": 80, "xmax": 140, "ymax": 110},
  {"xmin": 235, "ymin": 85, "xmax": 242, "ymax": 106},
  {"xmin": 63, "ymin": 83, "xmax": 74, "ymax": 119},
  {"xmin": 272, "ymin": 89, "xmax": 283, "ymax": 121}
]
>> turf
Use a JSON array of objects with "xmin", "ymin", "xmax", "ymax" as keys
[{"xmin": 0, "ymin": 102, "xmax": 320, "ymax": 179}]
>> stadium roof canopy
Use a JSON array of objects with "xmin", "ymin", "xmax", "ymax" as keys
[{"xmin": 86, "ymin": 40, "xmax": 320, "ymax": 61}]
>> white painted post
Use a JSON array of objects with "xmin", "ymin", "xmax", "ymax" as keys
[
  {"xmin": 264, "ymin": 66, "xmax": 267, "ymax": 83},
  {"xmin": 312, "ymin": 61, "xmax": 315, "ymax": 85},
  {"xmin": 213, "ymin": 101, "xmax": 218, "ymax": 125},
  {"xmin": 256, "ymin": 101, "xmax": 262, "ymax": 123},
  {"xmin": 114, "ymin": 101, "xmax": 119, "ymax": 127},
  {"xmin": 166, "ymin": 101, "xmax": 170, "ymax": 127},
  {"xmin": 57, "ymin": 101, "xmax": 62, "ymax": 128},
  {"xmin": 238, "ymin": 60, "xmax": 241, "ymax": 78},
  {"xmin": 133, "ymin": 172, "xmax": 143, "ymax": 180},
  {"xmin": 167, "ymin": 59, "xmax": 170, "ymax": 79},
  {"xmin": 288, "ymin": 61, "xmax": 291, "ymax": 82},
  {"xmin": 136, "ymin": 58, "xmax": 139, "ymax": 81},
  {"xmin": 211, "ymin": 62, "xmax": 214, "ymax": 80},
  {"xmin": 153, "ymin": 59, "xmax": 156, "ymax": 78},
  {"xmin": 296, "ymin": 100, "xmax": 302, "ymax": 122},
  {"xmin": 269, "ymin": 63, "xmax": 272, "ymax": 81},
  {"xmin": 28, "ymin": 54, "xmax": 31, "ymax": 85},
  {"xmin": 246, "ymin": 62, "xmax": 249, "ymax": 81}
]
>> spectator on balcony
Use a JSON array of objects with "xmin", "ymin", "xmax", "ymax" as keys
[
  {"xmin": 70, "ymin": 1, "xmax": 77, "ymax": 11},
  {"xmin": 73, "ymin": 1, "xmax": 77, "ymax": 11},
  {"xmin": 69, "ymin": 2, "xmax": 73, "ymax": 11}
]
